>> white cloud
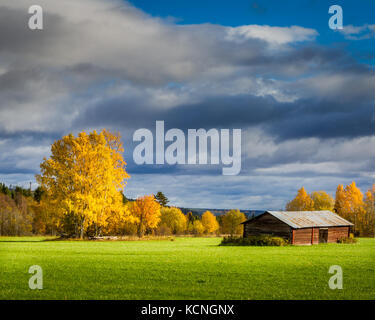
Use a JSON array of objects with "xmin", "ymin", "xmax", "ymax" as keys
[
  {"xmin": 339, "ymin": 24, "xmax": 375, "ymax": 40},
  {"xmin": 226, "ymin": 25, "xmax": 318, "ymax": 45},
  {"xmin": 255, "ymin": 162, "xmax": 348, "ymax": 175}
]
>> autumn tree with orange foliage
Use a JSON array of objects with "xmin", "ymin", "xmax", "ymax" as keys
[
  {"xmin": 286, "ymin": 187, "xmax": 315, "ymax": 211},
  {"xmin": 201, "ymin": 211, "xmax": 219, "ymax": 234},
  {"xmin": 334, "ymin": 182, "xmax": 364, "ymax": 234},
  {"xmin": 129, "ymin": 195, "xmax": 161, "ymax": 237},
  {"xmin": 36, "ymin": 129, "xmax": 131, "ymax": 238}
]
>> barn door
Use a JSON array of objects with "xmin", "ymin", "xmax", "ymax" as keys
[{"xmin": 319, "ymin": 228, "xmax": 328, "ymax": 243}]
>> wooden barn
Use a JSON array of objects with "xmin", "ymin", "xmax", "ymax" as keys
[{"xmin": 242, "ymin": 211, "xmax": 353, "ymax": 245}]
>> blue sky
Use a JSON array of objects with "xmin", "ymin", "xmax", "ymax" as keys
[
  {"xmin": 1, "ymin": 0, "xmax": 375, "ymax": 210},
  {"xmin": 129, "ymin": 0, "xmax": 365, "ymax": 28},
  {"xmin": 130, "ymin": 0, "xmax": 375, "ymax": 62}
]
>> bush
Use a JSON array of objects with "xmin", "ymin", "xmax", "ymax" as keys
[
  {"xmin": 220, "ymin": 235, "xmax": 288, "ymax": 247},
  {"xmin": 337, "ymin": 234, "xmax": 358, "ymax": 244}
]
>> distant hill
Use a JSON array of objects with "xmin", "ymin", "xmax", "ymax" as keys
[{"xmin": 179, "ymin": 207, "xmax": 264, "ymax": 218}]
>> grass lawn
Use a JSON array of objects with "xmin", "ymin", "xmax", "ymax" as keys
[{"xmin": 0, "ymin": 237, "xmax": 374, "ymax": 300}]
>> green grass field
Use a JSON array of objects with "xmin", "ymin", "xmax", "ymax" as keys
[{"xmin": 1, "ymin": 237, "xmax": 374, "ymax": 300}]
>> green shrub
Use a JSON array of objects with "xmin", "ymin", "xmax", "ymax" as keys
[{"xmin": 220, "ymin": 235, "xmax": 288, "ymax": 246}]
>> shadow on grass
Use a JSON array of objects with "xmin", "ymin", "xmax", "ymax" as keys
[
  {"xmin": 0, "ymin": 240, "xmax": 47, "ymax": 243},
  {"xmin": 0, "ymin": 237, "xmax": 60, "ymax": 243}
]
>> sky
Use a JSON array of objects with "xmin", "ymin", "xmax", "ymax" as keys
[{"xmin": 1, "ymin": 0, "xmax": 375, "ymax": 209}]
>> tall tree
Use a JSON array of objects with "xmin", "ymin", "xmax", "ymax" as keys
[
  {"xmin": 201, "ymin": 211, "xmax": 219, "ymax": 234},
  {"xmin": 36, "ymin": 129, "xmax": 130, "ymax": 238},
  {"xmin": 155, "ymin": 191, "xmax": 169, "ymax": 207},
  {"xmin": 363, "ymin": 186, "xmax": 375, "ymax": 237},
  {"xmin": 0, "ymin": 193, "xmax": 33, "ymax": 236},
  {"xmin": 159, "ymin": 207, "xmax": 187, "ymax": 234},
  {"xmin": 334, "ymin": 184, "xmax": 346, "ymax": 215},
  {"xmin": 0, "ymin": 183, "xmax": 11, "ymax": 196},
  {"xmin": 188, "ymin": 220, "xmax": 204, "ymax": 235},
  {"xmin": 33, "ymin": 186, "xmax": 44, "ymax": 203},
  {"xmin": 221, "ymin": 209, "xmax": 246, "ymax": 236},
  {"xmin": 344, "ymin": 181, "xmax": 364, "ymax": 234},
  {"xmin": 286, "ymin": 187, "xmax": 315, "ymax": 211},
  {"xmin": 129, "ymin": 195, "xmax": 161, "ymax": 237},
  {"xmin": 186, "ymin": 211, "xmax": 193, "ymax": 224},
  {"xmin": 334, "ymin": 181, "xmax": 364, "ymax": 234},
  {"xmin": 311, "ymin": 191, "xmax": 334, "ymax": 211}
]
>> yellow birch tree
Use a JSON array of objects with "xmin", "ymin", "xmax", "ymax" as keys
[{"xmin": 36, "ymin": 129, "xmax": 130, "ymax": 238}]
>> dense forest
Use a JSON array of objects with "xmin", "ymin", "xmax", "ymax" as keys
[{"xmin": 1, "ymin": 180, "xmax": 375, "ymax": 238}]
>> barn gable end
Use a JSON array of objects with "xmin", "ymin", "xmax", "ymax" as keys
[{"xmin": 243, "ymin": 212, "xmax": 291, "ymax": 239}]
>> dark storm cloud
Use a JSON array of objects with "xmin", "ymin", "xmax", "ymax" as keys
[
  {"xmin": 266, "ymin": 103, "xmax": 375, "ymax": 141},
  {"xmin": 0, "ymin": 6, "xmax": 65, "ymax": 58},
  {"xmin": 75, "ymin": 80, "xmax": 375, "ymax": 142},
  {"xmin": 0, "ymin": 167, "xmax": 35, "ymax": 175},
  {"xmin": 0, "ymin": 129, "xmax": 60, "ymax": 141},
  {"xmin": 74, "ymin": 93, "xmax": 283, "ymax": 130}
]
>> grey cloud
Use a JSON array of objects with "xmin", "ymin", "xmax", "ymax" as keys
[{"xmin": 75, "ymin": 86, "xmax": 375, "ymax": 142}]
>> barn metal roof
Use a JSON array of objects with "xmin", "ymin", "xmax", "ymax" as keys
[{"xmin": 246, "ymin": 211, "xmax": 354, "ymax": 229}]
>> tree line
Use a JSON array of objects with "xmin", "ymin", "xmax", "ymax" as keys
[
  {"xmin": 0, "ymin": 184, "xmax": 246, "ymax": 237},
  {"xmin": 286, "ymin": 183, "xmax": 375, "ymax": 236}
]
